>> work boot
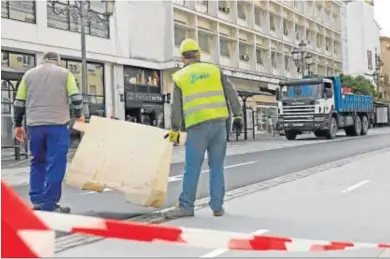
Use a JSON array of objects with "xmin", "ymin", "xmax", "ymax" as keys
[
  {"xmin": 32, "ymin": 204, "xmax": 42, "ymax": 210},
  {"xmin": 53, "ymin": 204, "xmax": 71, "ymax": 214},
  {"xmin": 164, "ymin": 205, "xmax": 194, "ymax": 219},
  {"xmin": 213, "ymin": 208, "xmax": 225, "ymax": 217}
]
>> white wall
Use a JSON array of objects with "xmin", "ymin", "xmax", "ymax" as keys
[
  {"xmin": 1, "ymin": 1, "xmax": 162, "ymax": 68},
  {"xmin": 343, "ymin": 1, "xmax": 380, "ymax": 81}
]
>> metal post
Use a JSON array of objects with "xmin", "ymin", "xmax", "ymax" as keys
[
  {"xmin": 243, "ymin": 97, "xmax": 248, "ymax": 140},
  {"xmin": 301, "ymin": 51, "xmax": 305, "ymax": 78},
  {"xmin": 79, "ymin": 0, "xmax": 90, "ymax": 118},
  {"xmin": 252, "ymin": 109, "xmax": 255, "ymax": 139}
]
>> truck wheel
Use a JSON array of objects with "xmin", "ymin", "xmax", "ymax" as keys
[
  {"xmin": 325, "ymin": 116, "xmax": 338, "ymax": 139},
  {"xmin": 352, "ymin": 116, "xmax": 362, "ymax": 136},
  {"xmin": 285, "ymin": 131, "xmax": 297, "ymax": 140},
  {"xmin": 361, "ymin": 116, "xmax": 369, "ymax": 136}
]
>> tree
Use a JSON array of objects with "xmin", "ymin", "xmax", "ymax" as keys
[{"xmin": 340, "ymin": 74, "xmax": 377, "ymax": 96}]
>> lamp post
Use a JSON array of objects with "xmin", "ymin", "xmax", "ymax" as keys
[
  {"xmin": 50, "ymin": 0, "xmax": 115, "ymax": 118},
  {"xmin": 291, "ymin": 40, "xmax": 313, "ymax": 78}
]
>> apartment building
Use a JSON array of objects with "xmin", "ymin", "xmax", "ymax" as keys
[
  {"xmin": 379, "ymin": 37, "xmax": 390, "ymax": 99},
  {"xmin": 1, "ymin": 0, "xmax": 344, "ymax": 132},
  {"xmin": 342, "ymin": 0, "xmax": 381, "ymax": 87}
]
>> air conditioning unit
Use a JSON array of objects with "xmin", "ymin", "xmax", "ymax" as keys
[{"xmin": 240, "ymin": 54, "xmax": 250, "ymax": 61}]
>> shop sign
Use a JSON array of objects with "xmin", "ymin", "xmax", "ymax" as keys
[{"xmin": 126, "ymin": 92, "xmax": 164, "ymax": 103}]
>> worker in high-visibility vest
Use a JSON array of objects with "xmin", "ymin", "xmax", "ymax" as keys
[
  {"xmin": 13, "ymin": 51, "xmax": 84, "ymax": 213},
  {"xmin": 164, "ymin": 39, "xmax": 243, "ymax": 219}
]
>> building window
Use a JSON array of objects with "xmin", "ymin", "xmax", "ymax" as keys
[
  {"xmin": 1, "ymin": 1, "xmax": 36, "ymax": 23},
  {"xmin": 283, "ymin": 19, "xmax": 289, "ymax": 36},
  {"xmin": 285, "ymin": 55, "xmax": 290, "ymax": 71},
  {"xmin": 237, "ymin": 2, "xmax": 246, "ymax": 20},
  {"xmin": 62, "ymin": 59, "xmax": 105, "ymax": 117},
  {"xmin": 174, "ymin": 24, "xmax": 186, "ymax": 47},
  {"xmin": 1, "ymin": 50, "xmax": 36, "ymax": 115},
  {"xmin": 271, "ymin": 51, "xmax": 277, "ymax": 68},
  {"xmin": 270, "ymin": 14, "xmax": 276, "ymax": 31},
  {"xmin": 367, "ymin": 50, "xmax": 373, "ymax": 70},
  {"xmin": 256, "ymin": 49, "xmax": 263, "ymax": 65},
  {"xmin": 47, "ymin": 1, "xmax": 109, "ymax": 39},
  {"xmin": 220, "ymin": 38, "xmax": 230, "ymax": 57},
  {"xmin": 198, "ymin": 31, "xmax": 211, "ymax": 53},
  {"xmin": 255, "ymin": 10, "xmax": 262, "ymax": 27}
]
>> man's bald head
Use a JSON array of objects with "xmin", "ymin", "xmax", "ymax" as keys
[{"xmin": 42, "ymin": 52, "xmax": 61, "ymax": 65}]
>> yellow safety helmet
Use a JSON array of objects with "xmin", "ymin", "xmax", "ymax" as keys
[{"xmin": 179, "ymin": 39, "xmax": 201, "ymax": 56}]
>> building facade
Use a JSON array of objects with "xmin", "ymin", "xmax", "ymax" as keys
[
  {"xmin": 342, "ymin": 0, "xmax": 381, "ymax": 87},
  {"xmin": 1, "ymin": 0, "xmax": 344, "ymax": 132},
  {"xmin": 379, "ymin": 36, "xmax": 390, "ymax": 99}
]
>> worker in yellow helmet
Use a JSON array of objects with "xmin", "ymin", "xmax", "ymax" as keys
[{"xmin": 164, "ymin": 39, "xmax": 243, "ymax": 219}]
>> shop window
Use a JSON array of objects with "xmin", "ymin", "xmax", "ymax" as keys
[
  {"xmin": 1, "ymin": 1, "xmax": 36, "ymax": 23},
  {"xmin": 1, "ymin": 50, "xmax": 36, "ymax": 70},
  {"xmin": 62, "ymin": 59, "xmax": 105, "ymax": 117},
  {"xmin": 220, "ymin": 38, "xmax": 230, "ymax": 57},
  {"xmin": 47, "ymin": 0, "xmax": 109, "ymax": 39},
  {"xmin": 174, "ymin": 24, "xmax": 186, "ymax": 47},
  {"xmin": 123, "ymin": 66, "xmax": 161, "ymax": 94},
  {"xmin": 198, "ymin": 31, "xmax": 211, "ymax": 53}
]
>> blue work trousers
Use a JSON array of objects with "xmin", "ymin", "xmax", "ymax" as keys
[
  {"xmin": 179, "ymin": 121, "xmax": 227, "ymax": 212},
  {"xmin": 28, "ymin": 125, "xmax": 69, "ymax": 211}
]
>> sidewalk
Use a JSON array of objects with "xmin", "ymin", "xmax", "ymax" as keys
[{"xmin": 57, "ymin": 148, "xmax": 390, "ymax": 257}]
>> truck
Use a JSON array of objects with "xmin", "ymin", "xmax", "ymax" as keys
[{"xmin": 276, "ymin": 76, "xmax": 374, "ymax": 140}]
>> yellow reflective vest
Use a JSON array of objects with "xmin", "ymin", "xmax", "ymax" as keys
[{"xmin": 172, "ymin": 62, "xmax": 229, "ymax": 128}]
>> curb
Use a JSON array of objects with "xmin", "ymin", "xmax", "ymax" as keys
[{"xmin": 55, "ymin": 146, "xmax": 390, "ymax": 253}]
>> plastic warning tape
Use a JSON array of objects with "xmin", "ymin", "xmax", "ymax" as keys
[
  {"xmin": 2, "ymin": 179, "xmax": 390, "ymax": 258},
  {"xmin": 35, "ymin": 210, "xmax": 390, "ymax": 252}
]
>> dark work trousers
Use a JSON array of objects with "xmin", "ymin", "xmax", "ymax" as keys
[{"xmin": 28, "ymin": 125, "xmax": 69, "ymax": 211}]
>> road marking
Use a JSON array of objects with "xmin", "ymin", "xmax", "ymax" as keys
[
  {"xmin": 80, "ymin": 161, "xmax": 257, "ymax": 195},
  {"xmin": 199, "ymin": 229, "xmax": 268, "ymax": 258},
  {"xmin": 341, "ymin": 180, "xmax": 370, "ymax": 193}
]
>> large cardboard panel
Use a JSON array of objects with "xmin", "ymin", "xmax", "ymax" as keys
[{"xmin": 66, "ymin": 116, "xmax": 186, "ymax": 208}]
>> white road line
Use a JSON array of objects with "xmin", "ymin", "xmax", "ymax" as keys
[
  {"xmin": 199, "ymin": 229, "xmax": 268, "ymax": 258},
  {"xmin": 80, "ymin": 161, "xmax": 257, "ymax": 195},
  {"xmin": 341, "ymin": 180, "xmax": 370, "ymax": 193}
]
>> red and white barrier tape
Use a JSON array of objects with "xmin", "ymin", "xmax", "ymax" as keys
[{"xmin": 2, "ymin": 180, "xmax": 390, "ymax": 258}]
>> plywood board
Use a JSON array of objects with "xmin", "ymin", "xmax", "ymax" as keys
[{"xmin": 65, "ymin": 116, "xmax": 186, "ymax": 208}]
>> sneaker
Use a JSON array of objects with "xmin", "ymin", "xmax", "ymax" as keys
[
  {"xmin": 213, "ymin": 208, "xmax": 225, "ymax": 217},
  {"xmin": 53, "ymin": 204, "xmax": 71, "ymax": 214},
  {"xmin": 164, "ymin": 206, "xmax": 194, "ymax": 219}
]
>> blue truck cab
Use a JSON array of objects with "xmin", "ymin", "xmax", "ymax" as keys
[{"xmin": 277, "ymin": 76, "xmax": 373, "ymax": 140}]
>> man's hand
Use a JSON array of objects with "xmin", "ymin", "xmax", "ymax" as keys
[
  {"xmin": 233, "ymin": 116, "xmax": 243, "ymax": 135},
  {"xmin": 14, "ymin": 127, "xmax": 25, "ymax": 142},
  {"xmin": 164, "ymin": 130, "xmax": 180, "ymax": 144},
  {"xmin": 76, "ymin": 115, "xmax": 85, "ymax": 122}
]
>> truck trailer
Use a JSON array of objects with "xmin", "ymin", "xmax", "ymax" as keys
[{"xmin": 277, "ymin": 76, "xmax": 374, "ymax": 140}]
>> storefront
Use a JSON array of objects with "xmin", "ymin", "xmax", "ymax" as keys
[
  {"xmin": 59, "ymin": 58, "xmax": 106, "ymax": 117},
  {"xmin": 123, "ymin": 66, "xmax": 165, "ymax": 127}
]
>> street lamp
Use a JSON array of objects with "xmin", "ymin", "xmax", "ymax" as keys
[
  {"xmin": 291, "ymin": 40, "xmax": 313, "ymax": 78},
  {"xmin": 50, "ymin": 0, "xmax": 116, "ymax": 118}
]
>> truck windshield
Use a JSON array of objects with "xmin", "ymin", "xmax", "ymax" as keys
[{"xmin": 281, "ymin": 84, "xmax": 321, "ymax": 100}]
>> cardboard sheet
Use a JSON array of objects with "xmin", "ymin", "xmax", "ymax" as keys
[{"xmin": 65, "ymin": 116, "xmax": 186, "ymax": 208}]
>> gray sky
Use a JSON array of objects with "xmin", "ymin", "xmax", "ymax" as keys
[{"xmin": 374, "ymin": 0, "xmax": 390, "ymax": 36}]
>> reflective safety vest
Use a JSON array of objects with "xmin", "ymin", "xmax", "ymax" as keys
[{"xmin": 172, "ymin": 62, "xmax": 229, "ymax": 128}]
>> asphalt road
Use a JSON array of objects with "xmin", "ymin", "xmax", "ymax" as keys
[{"xmin": 12, "ymin": 131, "xmax": 390, "ymax": 223}]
